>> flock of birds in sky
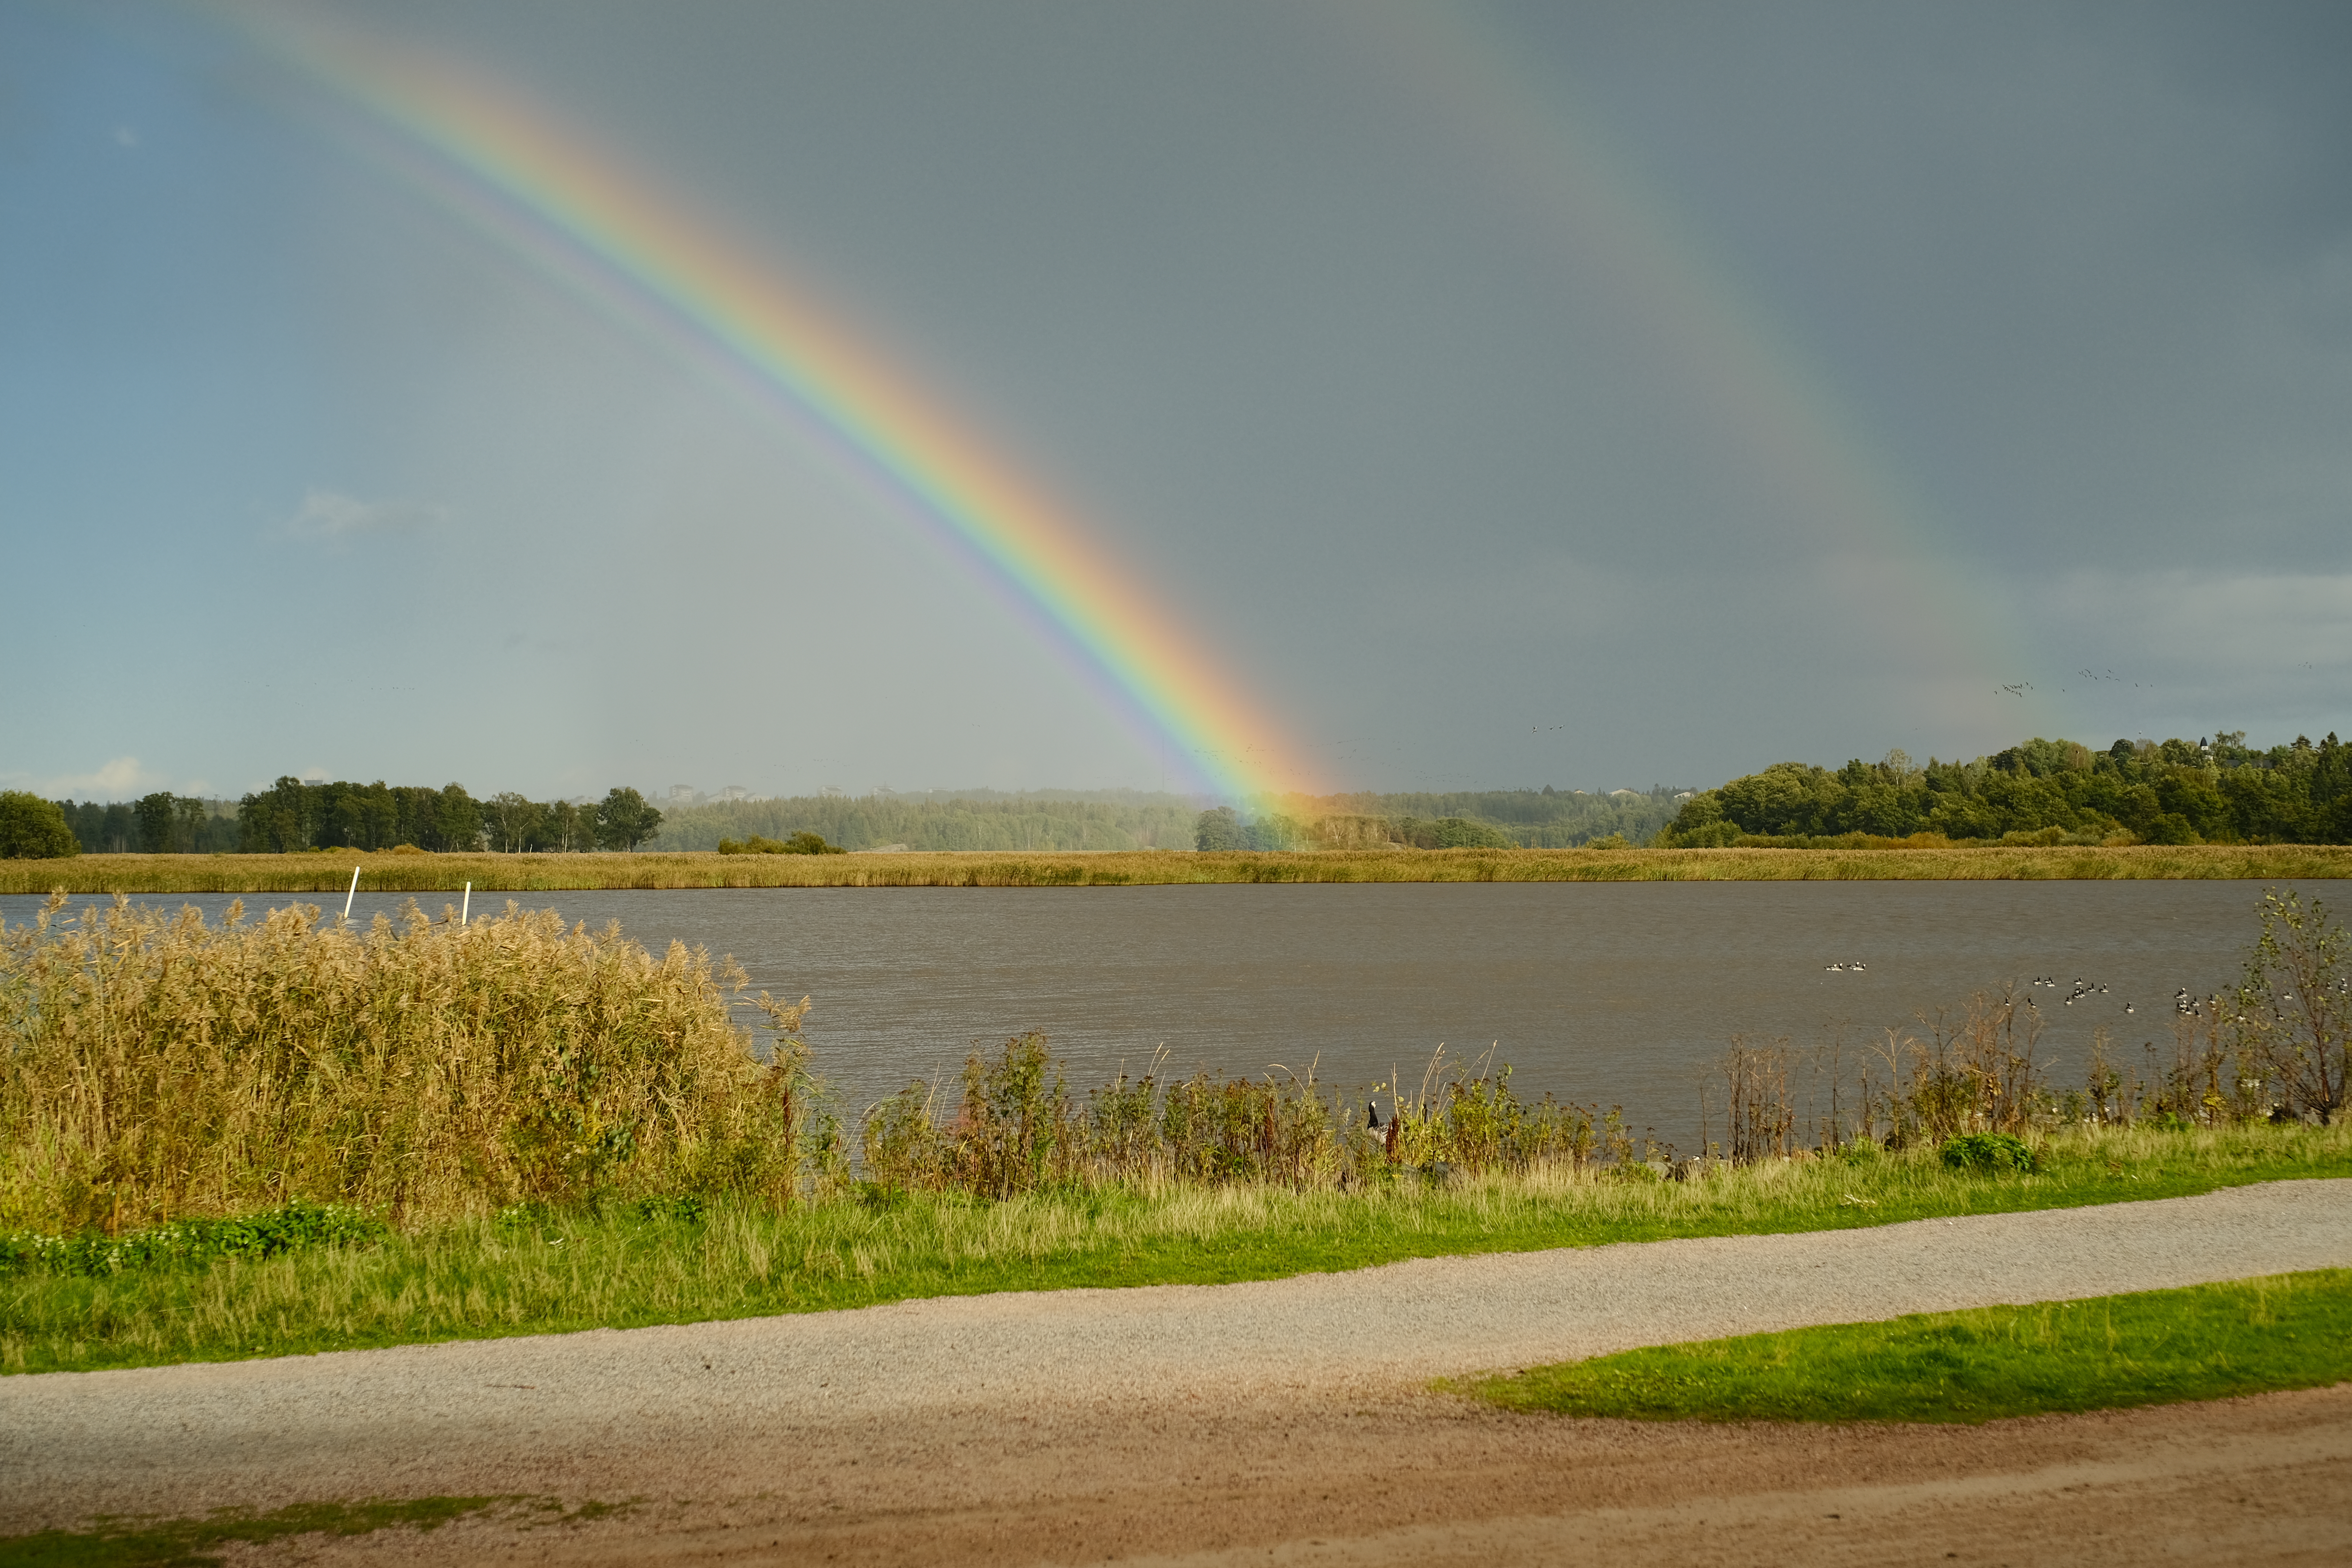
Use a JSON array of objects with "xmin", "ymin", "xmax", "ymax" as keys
[{"xmin": 1993, "ymin": 668, "xmax": 2159, "ymax": 698}]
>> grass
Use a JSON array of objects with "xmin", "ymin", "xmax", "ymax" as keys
[
  {"xmin": 7, "ymin": 1123, "xmax": 2347, "ymax": 1376},
  {"xmin": 0, "ymin": 1496, "xmax": 618, "ymax": 1567},
  {"xmin": 5, "ymin": 843, "xmax": 2349, "ymax": 894},
  {"xmin": 1451, "ymin": 1268, "xmax": 2352, "ymax": 1424}
]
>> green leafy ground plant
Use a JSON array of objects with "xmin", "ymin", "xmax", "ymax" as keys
[{"xmin": 1452, "ymin": 1268, "xmax": 2352, "ymax": 1424}]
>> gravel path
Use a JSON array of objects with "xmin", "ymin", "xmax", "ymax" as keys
[{"xmin": 5, "ymin": 1179, "xmax": 2350, "ymax": 1562}]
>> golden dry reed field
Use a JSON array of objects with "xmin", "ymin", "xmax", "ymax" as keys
[
  {"xmin": 5, "ymin": 843, "xmax": 2349, "ymax": 894},
  {"xmin": 0, "ymin": 894, "xmax": 819, "ymax": 1233}
]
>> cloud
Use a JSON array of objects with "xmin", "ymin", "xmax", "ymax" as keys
[
  {"xmin": 286, "ymin": 489, "xmax": 448, "ymax": 539},
  {"xmin": 1, "ymin": 757, "xmax": 168, "ymax": 801}
]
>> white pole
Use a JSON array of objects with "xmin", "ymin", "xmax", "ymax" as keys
[
  {"xmin": 461, "ymin": 883, "xmax": 471, "ymax": 925},
  {"xmin": 343, "ymin": 865, "xmax": 361, "ymax": 919}
]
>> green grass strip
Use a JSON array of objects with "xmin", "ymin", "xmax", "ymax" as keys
[
  {"xmin": 7, "ymin": 1125, "xmax": 2349, "ymax": 1376},
  {"xmin": 0, "ymin": 1495, "xmax": 611, "ymax": 1567},
  {"xmin": 1452, "ymin": 1269, "xmax": 2352, "ymax": 1424}
]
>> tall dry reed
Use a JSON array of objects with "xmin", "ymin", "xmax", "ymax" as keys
[{"xmin": 0, "ymin": 893, "xmax": 825, "ymax": 1231}]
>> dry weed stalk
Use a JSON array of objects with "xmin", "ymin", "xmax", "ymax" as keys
[{"xmin": 861, "ymin": 1038, "xmax": 1599, "ymax": 1196}]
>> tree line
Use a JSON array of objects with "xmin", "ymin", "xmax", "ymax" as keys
[
  {"xmin": 652, "ymin": 791, "xmax": 1200, "ymax": 853},
  {"xmin": 1268, "ymin": 786, "xmax": 1686, "ymax": 848},
  {"xmin": 660, "ymin": 784, "xmax": 1687, "ymax": 854},
  {"xmin": 1193, "ymin": 807, "xmax": 1527, "ymax": 850},
  {"xmin": 7, "ymin": 778, "xmax": 1694, "ymax": 859},
  {"xmin": 21, "ymin": 779, "xmax": 668, "ymax": 857},
  {"xmin": 1660, "ymin": 732, "xmax": 2352, "ymax": 847}
]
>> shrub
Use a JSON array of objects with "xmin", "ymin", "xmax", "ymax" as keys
[
  {"xmin": 719, "ymin": 832, "xmax": 845, "ymax": 855},
  {"xmin": 0, "ymin": 792, "xmax": 79, "ymax": 859},
  {"xmin": 1939, "ymin": 1132, "xmax": 2037, "ymax": 1173},
  {"xmin": 2231, "ymin": 888, "xmax": 2348, "ymax": 1125}
]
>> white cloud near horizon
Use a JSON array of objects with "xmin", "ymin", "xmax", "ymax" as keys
[
  {"xmin": 3, "ymin": 756, "xmax": 168, "ymax": 801},
  {"xmin": 285, "ymin": 489, "xmax": 448, "ymax": 539}
]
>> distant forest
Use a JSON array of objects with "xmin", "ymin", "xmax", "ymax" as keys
[
  {"xmin": 654, "ymin": 785, "xmax": 1687, "ymax": 853},
  {"xmin": 45, "ymin": 780, "xmax": 1686, "ymax": 854},
  {"xmin": 53, "ymin": 778, "xmax": 665, "ymax": 856},
  {"xmin": 1661, "ymin": 731, "xmax": 2352, "ymax": 847},
  {"xmin": 63, "ymin": 731, "xmax": 2341, "ymax": 855}
]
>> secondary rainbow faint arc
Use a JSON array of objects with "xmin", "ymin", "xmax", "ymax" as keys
[{"xmin": 252, "ymin": 18, "xmax": 1305, "ymax": 801}]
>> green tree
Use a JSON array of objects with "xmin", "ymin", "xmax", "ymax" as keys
[
  {"xmin": 1194, "ymin": 806, "xmax": 1244, "ymax": 851},
  {"xmin": 134, "ymin": 791, "xmax": 180, "ymax": 853},
  {"xmin": 534, "ymin": 799, "xmax": 593, "ymax": 852},
  {"xmin": 238, "ymin": 777, "xmax": 315, "ymax": 853},
  {"xmin": 0, "ymin": 793, "xmax": 81, "ymax": 859},
  {"xmin": 174, "ymin": 794, "xmax": 209, "ymax": 852},
  {"xmin": 433, "ymin": 784, "xmax": 482, "ymax": 852},
  {"xmin": 596, "ymin": 787, "xmax": 663, "ymax": 851},
  {"xmin": 1431, "ymin": 816, "xmax": 1514, "ymax": 849},
  {"xmin": 482, "ymin": 791, "xmax": 541, "ymax": 853}
]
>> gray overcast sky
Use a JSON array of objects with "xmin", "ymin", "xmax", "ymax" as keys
[{"xmin": 5, "ymin": 0, "xmax": 2348, "ymax": 802}]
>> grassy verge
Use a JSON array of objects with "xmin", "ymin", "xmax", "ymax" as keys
[
  {"xmin": 0, "ymin": 1496, "xmax": 617, "ymax": 1567},
  {"xmin": 1451, "ymin": 1268, "xmax": 2352, "ymax": 1424},
  {"xmin": 5, "ymin": 844, "xmax": 2349, "ymax": 894},
  {"xmin": 7, "ymin": 1124, "xmax": 2346, "ymax": 1376}
]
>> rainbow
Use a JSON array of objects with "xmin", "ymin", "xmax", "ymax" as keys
[
  {"xmin": 240, "ymin": 14, "xmax": 1309, "ymax": 802},
  {"xmin": 1353, "ymin": 8, "xmax": 2038, "ymax": 749}
]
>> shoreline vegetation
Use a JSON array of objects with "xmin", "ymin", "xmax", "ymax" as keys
[
  {"xmin": 10, "ymin": 732, "xmax": 2345, "ymax": 873},
  {"xmin": 4, "ymin": 842, "xmax": 2351, "ymax": 894},
  {"xmin": 8, "ymin": 1129, "xmax": 2349, "ymax": 1375},
  {"xmin": 4, "ymin": 887, "xmax": 2348, "ymax": 1375}
]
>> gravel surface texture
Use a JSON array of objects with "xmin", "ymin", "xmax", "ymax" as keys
[{"xmin": 6, "ymin": 1179, "xmax": 2350, "ymax": 1563}]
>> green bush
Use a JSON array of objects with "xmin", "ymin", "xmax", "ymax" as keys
[
  {"xmin": 0, "ymin": 792, "xmax": 79, "ymax": 859},
  {"xmin": 718, "ymin": 831, "xmax": 845, "ymax": 855},
  {"xmin": 1939, "ymin": 1132, "xmax": 2037, "ymax": 1173}
]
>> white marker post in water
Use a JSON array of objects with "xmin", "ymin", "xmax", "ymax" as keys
[
  {"xmin": 461, "ymin": 883, "xmax": 471, "ymax": 925},
  {"xmin": 343, "ymin": 865, "xmax": 361, "ymax": 920}
]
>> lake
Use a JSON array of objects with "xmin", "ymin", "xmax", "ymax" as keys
[{"xmin": 4, "ymin": 880, "xmax": 2328, "ymax": 1150}]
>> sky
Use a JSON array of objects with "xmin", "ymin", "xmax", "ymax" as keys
[{"xmin": 4, "ymin": 0, "xmax": 2349, "ymax": 804}]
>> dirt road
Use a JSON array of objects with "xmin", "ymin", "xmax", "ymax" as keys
[{"xmin": 5, "ymin": 1180, "xmax": 2348, "ymax": 1564}]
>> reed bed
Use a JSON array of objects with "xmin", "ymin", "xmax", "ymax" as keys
[
  {"xmin": 6, "ymin": 843, "xmax": 2349, "ymax": 894},
  {"xmin": 0, "ymin": 893, "xmax": 828, "ymax": 1233}
]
